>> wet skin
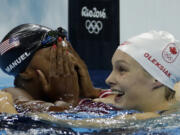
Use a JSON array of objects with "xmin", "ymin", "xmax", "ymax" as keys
[
  {"xmin": 0, "ymin": 91, "xmax": 17, "ymax": 114},
  {"xmin": 3, "ymin": 38, "xmax": 101, "ymax": 113},
  {"xmin": 104, "ymin": 49, "xmax": 176, "ymax": 112}
]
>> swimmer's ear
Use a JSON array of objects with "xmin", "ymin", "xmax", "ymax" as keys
[
  {"xmin": 36, "ymin": 70, "xmax": 50, "ymax": 93},
  {"xmin": 152, "ymin": 80, "xmax": 163, "ymax": 90}
]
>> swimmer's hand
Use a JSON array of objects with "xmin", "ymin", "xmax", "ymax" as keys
[
  {"xmin": 174, "ymin": 82, "xmax": 180, "ymax": 101},
  {"xmin": 37, "ymin": 38, "xmax": 80, "ymax": 106},
  {"xmin": 15, "ymin": 98, "xmax": 70, "ymax": 113},
  {"xmin": 0, "ymin": 91, "xmax": 17, "ymax": 114},
  {"xmin": 64, "ymin": 38, "xmax": 102, "ymax": 98},
  {"xmin": 3, "ymin": 88, "xmax": 70, "ymax": 113},
  {"xmin": 36, "ymin": 112, "xmax": 160, "ymax": 129}
]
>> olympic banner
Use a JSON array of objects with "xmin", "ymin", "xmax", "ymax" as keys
[{"xmin": 68, "ymin": 0, "xmax": 119, "ymax": 69}]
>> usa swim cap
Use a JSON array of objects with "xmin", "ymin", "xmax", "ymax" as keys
[
  {"xmin": 0, "ymin": 24, "xmax": 68, "ymax": 76},
  {"xmin": 118, "ymin": 31, "xmax": 180, "ymax": 91}
]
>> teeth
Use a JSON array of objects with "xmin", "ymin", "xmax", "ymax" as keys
[{"xmin": 111, "ymin": 89, "xmax": 125, "ymax": 95}]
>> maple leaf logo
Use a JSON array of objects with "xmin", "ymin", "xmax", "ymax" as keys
[{"xmin": 169, "ymin": 47, "xmax": 177, "ymax": 55}]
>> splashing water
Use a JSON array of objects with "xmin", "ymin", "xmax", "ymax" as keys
[{"xmin": 1, "ymin": 107, "xmax": 180, "ymax": 135}]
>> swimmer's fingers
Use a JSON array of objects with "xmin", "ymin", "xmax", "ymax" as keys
[
  {"xmin": 64, "ymin": 53, "xmax": 80, "ymax": 103},
  {"xmin": 57, "ymin": 37, "xmax": 72, "ymax": 76},
  {"xmin": 65, "ymin": 38, "xmax": 87, "ymax": 70},
  {"xmin": 57, "ymin": 37, "xmax": 64, "ymax": 75},
  {"xmin": 62, "ymin": 40, "xmax": 71, "ymax": 76},
  {"xmin": 36, "ymin": 70, "xmax": 50, "ymax": 93},
  {"xmin": 49, "ymin": 44, "xmax": 57, "ymax": 77},
  {"xmin": 64, "ymin": 38, "xmax": 82, "ymax": 60},
  {"xmin": 67, "ymin": 54, "xmax": 79, "ymax": 88},
  {"xmin": 68, "ymin": 54, "xmax": 76, "ymax": 75},
  {"xmin": 174, "ymin": 82, "xmax": 180, "ymax": 101},
  {"xmin": 65, "ymin": 51, "xmax": 77, "ymax": 75}
]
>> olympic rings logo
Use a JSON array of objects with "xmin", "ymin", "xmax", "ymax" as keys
[{"xmin": 85, "ymin": 20, "xmax": 103, "ymax": 34}]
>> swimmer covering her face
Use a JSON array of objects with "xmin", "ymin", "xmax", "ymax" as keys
[{"xmin": 0, "ymin": 24, "xmax": 101, "ymax": 113}]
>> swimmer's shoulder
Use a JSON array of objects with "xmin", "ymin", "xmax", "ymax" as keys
[
  {"xmin": 0, "ymin": 91, "xmax": 17, "ymax": 114},
  {"xmin": 2, "ymin": 87, "xmax": 33, "ymax": 100}
]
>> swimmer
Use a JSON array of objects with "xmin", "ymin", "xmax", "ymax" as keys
[
  {"xmin": 37, "ymin": 31, "xmax": 180, "ymax": 127},
  {"xmin": 94, "ymin": 31, "xmax": 180, "ymax": 116},
  {"xmin": 0, "ymin": 24, "xmax": 101, "ymax": 113}
]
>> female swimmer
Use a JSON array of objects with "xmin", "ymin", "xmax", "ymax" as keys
[
  {"xmin": 95, "ymin": 31, "xmax": 180, "ymax": 115},
  {"xmin": 38, "ymin": 31, "xmax": 180, "ymax": 127},
  {"xmin": 0, "ymin": 24, "xmax": 101, "ymax": 113}
]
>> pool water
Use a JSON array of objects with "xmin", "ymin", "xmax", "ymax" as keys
[
  {"xmin": 1, "ymin": 109, "xmax": 180, "ymax": 135},
  {"xmin": 1, "ymin": 70, "xmax": 180, "ymax": 135}
]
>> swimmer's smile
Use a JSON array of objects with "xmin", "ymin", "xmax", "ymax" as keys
[{"xmin": 111, "ymin": 89, "xmax": 125, "ymax": 102}]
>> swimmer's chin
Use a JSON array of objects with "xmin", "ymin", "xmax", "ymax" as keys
[
  {"xmin": 110, "ymin": 89, "xmax": 125, "ymax": 104},
  {"xmin": 93, "ymin": 95, "xmax": 116, "ymax": 105}
]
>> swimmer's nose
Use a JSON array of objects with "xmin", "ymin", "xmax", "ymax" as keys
[{"xmin": 105, "ymin": 72, "xmax": 116, "ymax": 87}]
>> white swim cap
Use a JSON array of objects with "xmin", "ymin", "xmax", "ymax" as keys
[{"xmin": 118, "ymin": 31, "xmax": 180, "ymax": 91}]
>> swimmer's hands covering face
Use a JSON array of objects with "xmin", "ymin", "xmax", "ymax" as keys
[
  {"xmin": 37, "ymin": 38, "xmax": 80, "ymax": 106},
  {"xmin": 7, "ymin": 37, "xmax": 101, "ymax": 113},
  {"xmin": 13, "ymin": 39, "xmax": 80, "ymax": 113},
  {"xmin": 64, "ymin": 39, "xmax": 102, "ymax": 98}
]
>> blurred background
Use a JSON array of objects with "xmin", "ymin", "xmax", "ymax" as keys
[{"xmin": 0, "ymin": 0, "xmax": 180, "ymax": 88}]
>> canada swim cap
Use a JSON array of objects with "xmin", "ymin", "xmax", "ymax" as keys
[
  {"xmin": 118, "ymin": 31, "xmax": 180, "ymax": 91},
  {"xmin": 0, "ymin": 24, "xmax": 68, "ymax": 76}
]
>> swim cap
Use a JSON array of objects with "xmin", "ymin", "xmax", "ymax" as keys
[
  {"xmin": 118, "ymin": 31, "xmax": 180, "ymax": 91},
  {"xmin": 0, "ymin": 24, "xmax": 68, "ymax": 76}
]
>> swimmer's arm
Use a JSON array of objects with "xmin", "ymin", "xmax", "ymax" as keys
[
  {"xmin": 0, "ymin": 91, "xmax": 17, "ymax": 114},
  {"xmin": 3, "ymin": 87, "xmax": 34, "ymax": 101},
  {"xmin": 118, "ymin": 112, "xmax": 160, "ymax": 120},
  {"xmin": 2, "ymin": 88, "xmax": 69, "ymax": 113},
  {"xmin": 94, "ymin": 96, "xmax": 160, "ymax": 120},
  {"xmin": 94, "ymin": 98, "xmax": 160, "ymax": 119},
  {"xmin": 37, "ymin": 112, "xmax": 160, "ymax": 128}
]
